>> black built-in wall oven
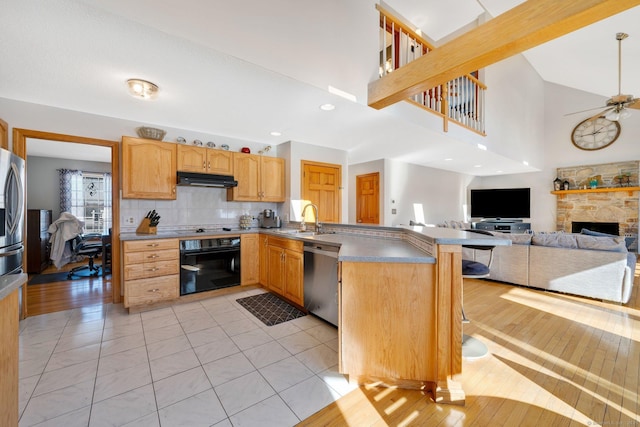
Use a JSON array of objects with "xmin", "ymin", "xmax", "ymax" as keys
[{"xmin": 179, "ymin": 237, "xmax": 241, "ymax": 295}]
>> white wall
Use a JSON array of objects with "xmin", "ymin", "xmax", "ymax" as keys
[
  {"xmin": 475, "ymin": 81, "xmax": 640, "ymax": 232},
  {"xmin": 27, "ymin": 156, "xmax": 111, "ymax": 220},
  {"xmin": 385, "ymin": 160, "xmax": 474, "ymax": 226},
  {"xmin": 482, "ymin": 54, "xmax": 546, "ymax": 169}
]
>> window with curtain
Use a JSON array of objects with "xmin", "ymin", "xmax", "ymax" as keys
[{"xmin": 58, "ymin": 169, "xmax": 112, "ymax": 234}]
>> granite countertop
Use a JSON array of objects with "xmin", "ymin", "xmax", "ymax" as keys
[
  {"xmin": 0, "ymin": 273, "xmax": 28, "ymax": 301},
  {"xmin": 269, "ymin": 231, "xmax": 436, "ymax": 264},
  {"xmin": 119, "ymin": 224, "xmax": 511, "ymax": 264},
  {"xmin": 400, "ymin": 225, "xmax": 513, "ymax": 246}
]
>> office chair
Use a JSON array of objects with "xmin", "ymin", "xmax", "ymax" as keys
[
  {"xmin": 67, "ymin": 233, "xmax": 103, "ymax": 279},
  {"xmin": 461, "ymin": 229, "xmax": 495, "ymax": 359}
]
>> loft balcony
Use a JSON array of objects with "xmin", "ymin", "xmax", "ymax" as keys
[{"xmin": 376, "ymin": 4, "xmax": 486, "ymax": 136}]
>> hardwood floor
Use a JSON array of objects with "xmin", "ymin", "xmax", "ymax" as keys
[
  {"xmin": 26, "ymin": 259, "xmax": 112, "ymax": 317},
  {"xmin": 302, "ymin": 271, "xmax": 640, "ymax": 426}
]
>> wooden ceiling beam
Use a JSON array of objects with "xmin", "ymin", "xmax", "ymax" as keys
[{"xmin": 368, "ymin": 0, "xmax": 640, "ymax": 109}]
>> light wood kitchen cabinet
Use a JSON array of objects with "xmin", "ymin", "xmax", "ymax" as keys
[
  {"xmin": 264, "ymin": 236, "xmax": 303, "ymax": 306},
  {"xmin": 122, "ymin": 137, "xmax": 177, "ymax": 199},
  {"xmin": 227, "ymin": 153, "xmax": 285, "ymax": 202},
  {"xmin": 177, "ymin": 145, "xmax": 234, "ymax": 175},
  {"xmin": 123, "ymin": 238, "xmax": 179, "ymax": 308},
  {"xmin": 240, "ymin": 234, "xmax": 259, "ymax": 285},
  {"xmin": 259, "ymin": 234, "xmax": 269, "ymax": 286}
]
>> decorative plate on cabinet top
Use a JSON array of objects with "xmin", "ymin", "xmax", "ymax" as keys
[
  {"xmin": 220, "ymin": 144, "xmax": 229, "ymax": 150},
  {"xmin": 176, "ymin": 137, "xmax": 186, "ymax": 144},
  {"xmin": 207, "ymin": 141, "xmax": 216, "ymax": 148}
]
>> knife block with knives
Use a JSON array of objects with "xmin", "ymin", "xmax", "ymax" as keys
[{"xmin": 137, "ymin": 210, "xmax": 160, "ymax": 234}]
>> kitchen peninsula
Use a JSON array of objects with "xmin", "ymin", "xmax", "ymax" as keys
[{"xmin": 120, "ymin": 224, "xmax": 509, "ymax": 404}]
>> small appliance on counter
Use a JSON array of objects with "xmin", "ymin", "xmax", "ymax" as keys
[
  {"xmin": 259, "ymin": 209, "xmax": 281, "ymax": 228},
  {"xmin": 239, "ymin": 214, "xmax": 252, "ymax": 229}
]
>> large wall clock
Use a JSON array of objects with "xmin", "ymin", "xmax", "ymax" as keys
[{"xmin": 571, "ymin": 116, "xmax": 621, "ymax": 150}]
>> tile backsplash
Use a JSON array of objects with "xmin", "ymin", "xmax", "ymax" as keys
[{"xmin": 120, "ymin": 186, "xmax": 279, "ymax": 232}]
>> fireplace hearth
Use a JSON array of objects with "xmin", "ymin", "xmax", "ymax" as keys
[{"xmin": 571, "ymin": 221, "xmax": 619, "ymax": 235}]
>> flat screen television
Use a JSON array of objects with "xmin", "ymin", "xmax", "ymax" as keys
[{"xmin": 470, "ymin": 188, "xmax": 530, "ymax": 219}]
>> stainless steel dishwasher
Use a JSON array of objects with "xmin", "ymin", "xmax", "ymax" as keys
[{"xmin": 303, "ymin": 242, "xmax": 339, "ymax": 327}]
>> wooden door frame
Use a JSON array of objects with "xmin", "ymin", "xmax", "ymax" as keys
[
  {"xmin": 300, "ymin": 160, "xmax": 342, "ymax": 223},
  {"xmin": 13, "ymin": 129, "xmax": 121, "ymax": 312}
]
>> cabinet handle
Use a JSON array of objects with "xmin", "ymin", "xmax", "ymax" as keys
[
  {"xmin": 148, "ymin": 254, "xmax": 159, "ymax": 259},
  {"xmin": 148, "ymin": 288, "xmax": 160, "ymax": 293},
  {"xmin": 203, "ymin": 161, "xmax": 206, "ymax": 169},
  {"xmin": 208, "ymin": 161, "xmax": 211, "ymax": 169},
  {"xmin": 147, "ymin": 267, "xmax": 159, "ymax": 272},
  {"xmin": 147, "ymin": 243, "xmax": 159, "ymax": 247}
]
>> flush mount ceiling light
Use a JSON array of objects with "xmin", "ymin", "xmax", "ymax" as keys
[
  {"xmin": 269, "ymin": 131, "xmax": 282, "ymax": 136},
  {"xmin": 127, "ymin": 79, "xmax": 159, "ymax": 100}
]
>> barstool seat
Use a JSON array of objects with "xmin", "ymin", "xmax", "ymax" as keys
[{"xmin": 461, "ymin": 229, "xmax": 495, "ymax": 360}]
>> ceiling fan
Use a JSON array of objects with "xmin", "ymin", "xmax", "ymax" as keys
[{"xmin": 568, "ymin": 32, "xmax": 640, "ymax": 121}]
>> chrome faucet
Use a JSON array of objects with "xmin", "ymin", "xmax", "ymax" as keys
[{"xmin": 301, "ymin": 203, "xmax": 322, "ymax": 233}]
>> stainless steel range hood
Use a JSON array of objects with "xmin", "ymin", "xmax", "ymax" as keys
[{"xmin": 177, "ymin": 172, "xmax": 238, "ymax": 188}]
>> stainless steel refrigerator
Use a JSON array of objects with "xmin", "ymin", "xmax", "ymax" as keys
[{"xmin": 0, "ymin": 148, "xmax": 25, "ymax": 276}]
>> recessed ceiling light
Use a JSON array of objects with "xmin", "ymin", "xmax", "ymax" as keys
[
  {"xmin": 320, "ymin": 103, "xmax": 335, "ymax": 111},
  {"xmin": 477, "ymin": 143, "xmax": 487, "ymax": 150},
  {"xmin": 270, "ymin": 131, "xmax": 282, "ymax": 136},
  {"xmin": 444, "ymin": 158, "xmax": 453, "ymax": 161},
  {"xmin": 474, "ymin": 164, "xmax": 482, "ymax": 168},
  {"xmin": 522, "ymin": 161, "xmax": 529, "ymax": 166},
  {"xmin": 127, "ymin": 79, "xmax": 158, "ymax": 100},
  {"xmin": 496, "ymin": 170, "xmax": 503, "ymax": 173}
]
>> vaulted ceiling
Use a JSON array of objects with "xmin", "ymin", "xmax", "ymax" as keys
[{"xmin": 3, "ymin": 1, "xmax": 640, "ymax": 175}]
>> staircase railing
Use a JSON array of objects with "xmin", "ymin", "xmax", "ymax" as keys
[{"xmin": 377, "ymin": 4, "xmax": 486, "ymax": 135}]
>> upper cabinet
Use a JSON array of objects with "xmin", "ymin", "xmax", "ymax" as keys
[
  {"xmin": 177, "ymin": 145, "xmax": 233, "ymax": 175},
  {"xmin": 122, "ymin": 137, "xmax": 177, "ymax": 199},
  {"xmin": 227, "ymin": 153, "xmax": 285, "ymax": 202}
]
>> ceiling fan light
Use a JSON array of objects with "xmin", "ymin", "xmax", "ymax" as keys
[
  {"xmin": 619, "ymin": 109, "xmax": 632, "ymax": 120},
  {"xmin": 605, "ymin": 109, "xmax": 621, "ymax": 121}
]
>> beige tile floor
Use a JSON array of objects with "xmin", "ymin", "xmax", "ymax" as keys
[{"xmin": 18, "ymin": 288, "xmax": 354, "ymax": 426}]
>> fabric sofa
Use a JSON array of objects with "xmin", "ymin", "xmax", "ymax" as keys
[{"xmin": 464, "ymin": 231, "xmax": 636, "ymax": 304}]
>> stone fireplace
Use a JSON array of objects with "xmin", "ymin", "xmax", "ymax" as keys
[{"xmin": 555, "ymin": 161, "xmax": 639, "ymax": 251}]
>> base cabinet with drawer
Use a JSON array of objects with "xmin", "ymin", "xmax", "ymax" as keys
[{"xmin": 123, "ymin": 238, "xmax": 180, "ymax": 308}]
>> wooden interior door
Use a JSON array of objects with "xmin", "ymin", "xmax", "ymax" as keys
[
  {"xmin": 301, "ymin": 161, "xmax": 341, "ymax": 223},
  {"xmin": 356, "ymin": 172, "xmax": 380, "ymax": 224}
]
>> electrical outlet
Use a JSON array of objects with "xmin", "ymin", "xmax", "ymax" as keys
[{"xmin": 127, "ymin": 217, "xmax": 134, "ymax": 224}]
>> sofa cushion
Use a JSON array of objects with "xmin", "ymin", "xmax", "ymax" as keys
[
  {"xmin": 576, "ymin": 234, "xmax": 627, "ymax": 252},
  {"xmin": 580, "ymin": 228, "xmax": 617, "ymax": 238},
  {"xmin": 532, "ymin": 232, "xmax": 627, "ymax": 252},
  {"xmin": 532, "ymin": 233, "xmax": 579, "ymax": 248}
]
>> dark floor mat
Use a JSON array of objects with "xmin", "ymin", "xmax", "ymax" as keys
[{"xmin": 236, "ymin": 292, "xmax": 306, "ymax": 326}]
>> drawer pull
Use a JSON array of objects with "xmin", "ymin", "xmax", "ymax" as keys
[
  {"xmin": 148, "ymin": 288, "xmax": 160, "ymax": 293},
  {"xmin": 148, "ymin": 254, "xmax": 159, "ymax": 259},
  {"xmin": 147, "ymin": 267, "xmax": 159, "ymax": 272},
  {"xmin": 147, "ymin": 243, "xmax": 160, "ymax": 247}
]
